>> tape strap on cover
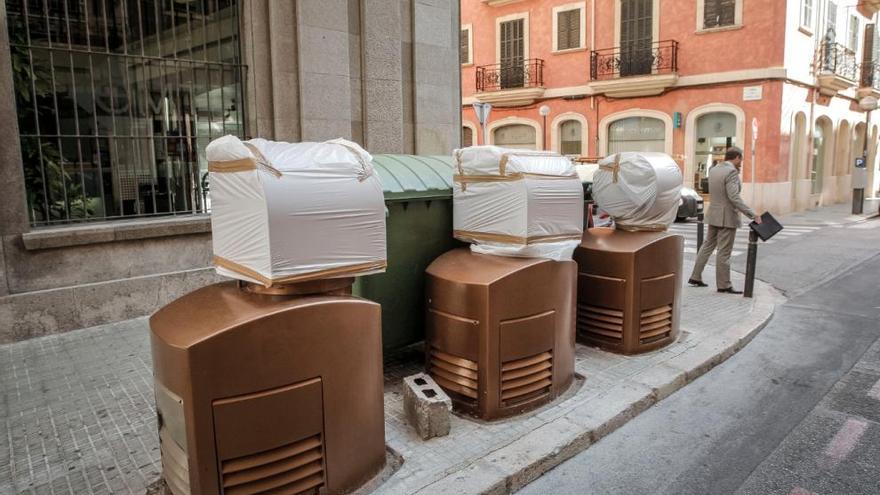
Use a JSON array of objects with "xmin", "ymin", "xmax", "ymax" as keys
[
  {"xmin": 453, "ymin": 230, "xmax": 583, "ymax": 245},
  {"xmin": 207, "ymin": 143, "xmax": 282, "ymax": 178},
  {"xmin": 453, "ymin": 172, "xmax": 579, "ymax": 184},
  {"xmin": 213, "ymin": 255, "xmax": 387, "ymax": 287},
  {"xmin": 599, "ymin": 153, "xmax": 621, "ymax": 183}
]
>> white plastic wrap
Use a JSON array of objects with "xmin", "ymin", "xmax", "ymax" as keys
[
  {"xmin": 592, "ymin": 152, "xmax": 683, "ymax": 231},
  {"xmin": 206, "ymin": 135, "xmax": 386, "ymax": 286},
  {"xmin": 453, "ymin": 146, "xmax": 584, "ymax": 261}
]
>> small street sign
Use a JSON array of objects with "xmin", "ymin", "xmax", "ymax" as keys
[{"xmin": 473, "ymin": 102, "xmax": 492, "ymax": 126}]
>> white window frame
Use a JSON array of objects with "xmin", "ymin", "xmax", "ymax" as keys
[
  {"xmin": 551, "ymin": 112, "xmax": 589, "ymax": 155},
  {"xmin": 799, "ymin": 0, "xmax": 813, "ymax": 31},
  {"xmin": 847, "ymin": 15, "xmax": 859, "ymax": 53},
  {"xmin": 495, "ymin": 11, "xmax": 530, "ymax": 64},
  {"xmin": 461, "ymin": 24, "xmax": 473, "ymax": 66},
  {"xmin": 695, "ymin": 0, "xmax": 744, "ymax": 33},
  {"xmin": 552, "ymin": 2, "xmax": 587, "ymax": 53}
]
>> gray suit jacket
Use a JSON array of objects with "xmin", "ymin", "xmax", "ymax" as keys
[{"xmin": 705, "ymin": 161, "xmax": 756, "ymax": 228}]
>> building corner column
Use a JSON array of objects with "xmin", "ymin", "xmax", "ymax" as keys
[{"xmin": 0, "ymin": 2, "xmax": 31, "ymax": 296}]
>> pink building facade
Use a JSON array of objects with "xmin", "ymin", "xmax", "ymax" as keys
[{"xmin": 461, "ymin": 0, "xmax": 880, "ymax": 214}]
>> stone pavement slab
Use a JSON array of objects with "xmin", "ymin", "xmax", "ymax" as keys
[{"xmin": 0, "ymin": 261, "xmax": 781, "ymax": 495}]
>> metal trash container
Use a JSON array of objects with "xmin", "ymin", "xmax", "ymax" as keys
[
  {"xmin": 354, "ymin": 155, "xmax": 459, "ymax": 351},
  {"xmin": 150, "ymin": 279, "xmax": 386, "ymax": 495},
  {"xmin": 425, "ymin": 248, "xmax": 576, "ymax": 420},
  {"xmin": 574, "ymin": 227, "xmax": 684, "ymax": 354}
]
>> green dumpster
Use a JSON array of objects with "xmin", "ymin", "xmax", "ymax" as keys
[{"xmin": 353, "ymin": 154, "xmax": 460, "ymax": 352}]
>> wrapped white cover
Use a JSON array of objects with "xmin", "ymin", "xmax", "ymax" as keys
[
  {"xmin": 592, "ymin": 152, "xmax": 683, "ymax": 231},
  {"xmin": 453, "ymin": 146, "xmax": 584, "ymax": 261},
  {"xmin": 206, "ymin": 135, "xmax": 386, "ymax": 286}
]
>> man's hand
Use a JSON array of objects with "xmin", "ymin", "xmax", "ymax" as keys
[{"xmin": 753, "ymin": 214, "xmax": 763, "ymax": 225}]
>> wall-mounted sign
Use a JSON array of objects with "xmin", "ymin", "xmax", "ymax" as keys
[{"xmin": 743, "ymin": 86, "xmax": 763, "ymax": 101}]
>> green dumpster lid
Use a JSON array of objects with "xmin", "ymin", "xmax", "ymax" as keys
[{"xmin": 371, "ymin": 154, "xmax": 454, "ymax": 201}]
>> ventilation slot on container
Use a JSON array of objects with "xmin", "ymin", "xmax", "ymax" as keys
[
  {"xmin": 429, "ymin": 348, "xmax": 479, "ymax": 403},
  {"xmin": 160, "ymin": 427, "xmax": 190, "ymax": 495},
  {"xmin": 220, "ymin": 434, "xmax": 324, "ymax": 495},
  {"xmin": 577, "ymin": 304, "xmax": 624, "ymax": 342},
  {"xmin": 640, "ymin": 305, "xmax": 673, "ymax": 344},
  {"xmin": 501, "ymin": 352, "xmax": 552, "ymax": 406}
]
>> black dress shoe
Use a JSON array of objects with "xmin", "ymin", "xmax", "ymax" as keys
[
  {"xmin": 688, "ymin": 279, "xmax": 708, "ymax": 287},
  {"xmin": 717, "ymin": 287, "xmax": 743, "ymax": 294}
]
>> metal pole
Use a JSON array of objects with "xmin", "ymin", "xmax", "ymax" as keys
[
  {"xmin": 853, "ymin": 109, "xmax": 870, "ymax": 214},
  {"xmin": 743, "ymin": 230, "xmax": 758, "ymax": 298},
  {"xmin": 542, "ymin": 115, "xmax": 547, "ymax": 150},
  {"xmin": 696, "ymin": 212, "xmax": 705, "ymax": 252}
]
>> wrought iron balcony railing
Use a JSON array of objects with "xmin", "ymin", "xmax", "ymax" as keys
[
  {"xmin": 820, "ymin": 42, "xmax": 859, "ymax": 81},
  {"xmin": 590, "ymin": 40, "xmax": 678, "ymax": 80},
  {"xmin": 860, "ymin": 60, "xmax": 880, "ymax": 91},
  {"xmin": 475, "ymin": 59, "xmax": 544, "ymax": 92}
]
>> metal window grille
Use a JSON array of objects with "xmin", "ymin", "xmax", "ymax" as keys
[{"xmin": 5, "ymin": 0, "xmax": 246, "ymax": 227}]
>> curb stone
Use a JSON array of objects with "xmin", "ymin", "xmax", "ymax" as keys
[{"xmin": 414, "ymin": 280, "xmax": 783, "ymax": 495}]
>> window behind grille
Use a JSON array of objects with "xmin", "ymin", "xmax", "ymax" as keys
[
  {"xmin": 703, "ymin": 0, "xmax": 736, "ymax": 29},
  {"xmin": 460, "ymin": 28, "xmax": 470, "ymax": 64}
]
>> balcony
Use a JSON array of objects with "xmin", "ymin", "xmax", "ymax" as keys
[
  {"xmin": 474, "ymin": 59, "xmax": 545, "ymax": 107},
  {"xmin": 817, "ymin": 42, "xmax": 858, "ymax": 96},
  {"xmin": 862, "ymin": 0, "xmax": 880, "ymax": 15},
  {"xmin": 857, "ymin": 61, "xmax": 880, "ymax": 99},
  {"xmin": 589, "ymin": 40, "xmax": 678, "ymax": 98}
]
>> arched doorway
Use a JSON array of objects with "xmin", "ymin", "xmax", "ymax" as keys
[
  {"xmin": 607, "ymin": 116, "xmax": 666, "ymax": 153},
  {"xmin": 869, "ymin": 125, "xmax": 879, "ymax": 197},
  {"xmin": 492, "ymin": 124, "xmax": 537, "ymax": 149},
  {"xmin": 812, "ymin": 118, "xmax": 833, "ymax": 195},
  {"xmin": 559, "ymin": 120, "xmax": 583, "ymax": 155},
  {"xmin": 462, "ymin": 126, "xmax": 474, "ymax": 147},
  {"xmin": 834, "ymin": 120, "xmax": 851, "ymax": 177},
  {"xmin": 694, "ymin": 112, "xmax": 738, "ymax": 193},
  {"xmin": 791, "ymin": 112, "xmax": 808, "ymax": 201}
]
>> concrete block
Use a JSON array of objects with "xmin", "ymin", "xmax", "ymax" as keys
[
  {"xmin": 298, "ymin": 25, "xmax": 352, "ymax": 77},
  {"xmin": 403, "ymin": 373, "xmax": 452, "ymax": 440},
  {"xmin": 413, "ymin": 2, "xmax": 452, "ymax": 47},
  {"xmin": 299, "ymin": 72, "xmax": 352, "ymax": 120},
  {"xmin": 365, "ymin": 80, "xmax": 405, "ymax": 123},
  {"xmin": 298, "ymin": 0, "xmax": 350, "ymax": 33}
]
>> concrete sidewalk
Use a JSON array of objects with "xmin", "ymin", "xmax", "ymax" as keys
[{"xmin": 0, "ymin": 259, "xmax": 780, "ymax": 495}]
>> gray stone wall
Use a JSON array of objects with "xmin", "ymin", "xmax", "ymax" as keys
[{"xmin": 0, "ymin": 0, "xmax": 461, "ymax": 342}]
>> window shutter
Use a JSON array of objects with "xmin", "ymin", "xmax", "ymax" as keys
[
  {"xmin": 568, "ymin": 10, "xmax": 580, "ymax": 48},
  {"xmin": 557, "ymin": 10, "xmax": 580, "ymax": 50},
  {"xmin": 460, "ymin": 29, "xmax": 469, "ymax": 64}
]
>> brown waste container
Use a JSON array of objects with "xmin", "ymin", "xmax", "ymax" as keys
[
  {"xmin": 425, "ymin": 248, "xmax": 576, "ymax": 420},
  {"xmin": 150, "ymin": 279, "xmax": 385, "ymax": 495},
  {"xmin": 574, "ymin": 227, "xmax": 684, "ymax": 354}
]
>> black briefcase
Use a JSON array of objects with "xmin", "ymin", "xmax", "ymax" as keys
[{"xmin": 749, "ymin": 212, "xmax": 783, "ymax": 241}]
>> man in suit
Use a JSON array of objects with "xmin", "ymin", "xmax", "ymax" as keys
[{"xmin": 688, "ymin": 147, "xmax": 762, "ymax": 294}]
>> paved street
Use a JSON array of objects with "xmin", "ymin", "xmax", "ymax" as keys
[{"xmin": 521, "ymin": 208, "xmax": 880, "ymax": 495}]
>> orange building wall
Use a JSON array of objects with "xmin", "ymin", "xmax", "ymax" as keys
[{"xmin": 461, "ymin": 0, "xmax": 880, "ymax": 214}]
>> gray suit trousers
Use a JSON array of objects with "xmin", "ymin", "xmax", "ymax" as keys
[{"xmin": 690, "ymin": 225, "xmax": 737, "ymax": 290}]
